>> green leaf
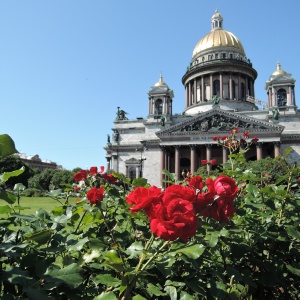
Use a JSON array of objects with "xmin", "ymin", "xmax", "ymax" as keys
[
  {"xmin": 126, "ymin": 241, "xmax": 144, "ymax": 258},
  {"xmin": 93, "ymin": 273, "xmax": 121, "ymax": 287},
  {"xmin": 169, "ymin": 244, "xmax": 206, "ymax": 259},
  {"xmin": 83, "ymin": 250, "xmax": 101, "ymax": 263},
  {"xmin": 205, "ymin": 232, "xmax": 219, "ymax": 247},
  {"xmin": 147, "ymin": 283, "xmax": 166, "ymax": 296},
  {"xmin": 68, "ymin": 237, "xmax": 89, "ymax": 251},
  {"xmin": 0, "ymin": 205, "xmax": 11, "ymax": 214},
  {"xmin": 132, "ymin": 295, "xmax": 147, "ymax": 300},
  {"xmin": 0, "ymin": 167, "xmax": 25, "ymax": 184},
  {"xmin": 45, "ymin": 263, "xmax": 84, "ymax": 288},
  {"xmin": 0, "ymin": 190, "xmax": 16, "ymax": 204},
  {"xmin": 165, "ymin": 286, "xmax": 177, "ymax": 300},
  {"xmin": 132, "ymin": 177, "xmax": 148, "ymax": 188},
  {"xmin": 25, "ymin": 287, "xmax": 55, "ymax": 300},
  {"xmin": 287, "ymin": 264, "xmax": 300, "ymax": 276},
  {"xmin": 179, "ymin": 291, "xmax": 194, "ymax": 300},
  {"xmin": 94, "ymin": 291, "xmax": 118, "ymax": 300},
  {"xmin": 285, "ymin": 225, "xmax": 300, "ymax": 240},
  {"xmin": 26, "ymin": 229, "xmax": 52, "ymax": 245},
  {"xmin": 0, "ymin": 134, "xmax": 18, "ymax": 158},
  {"xmin": 162, "ymin": 169, "xmax": 175, "ymax": 182}
]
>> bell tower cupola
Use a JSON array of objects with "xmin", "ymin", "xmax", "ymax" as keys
[
  {"xmin": 148, "ymin": 74, "xmax": 174, "ymax": 121},
  {"xmin": 265, "ymin": 62, "xmax": 297, "ymax": 112}
]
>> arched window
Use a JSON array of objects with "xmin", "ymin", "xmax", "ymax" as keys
[
  {"xmin": 213, "ymin": 79, "xmax": 220, "ymax": 96},
  {"xmin": 277, "ymin": 88, "xmax": 287, "ymax": 106},
  {"xmin": 155, "ymin": 99, "xmax": 163, "ymax": 115}
]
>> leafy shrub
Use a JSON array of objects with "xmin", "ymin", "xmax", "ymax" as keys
[
  {"xmin": 22, "ymin": 188, "xmax": 44, "ymax": 197},
  {"xmin": 0, "ymin": 133, "xmax": 300, "ymax": 299}
]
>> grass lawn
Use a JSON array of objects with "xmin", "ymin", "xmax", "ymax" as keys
[{"xmin": 0, "ymin": 196, "xmax": 78, "ymax": 215}]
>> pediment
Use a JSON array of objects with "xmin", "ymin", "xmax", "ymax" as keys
[
  {"xmin": 125, "ymin": 157, "xmax": 140, "ymax": 164},
  {"xmin": 157, "ymin": 108, "xmax": 284, "ymax": 137}
]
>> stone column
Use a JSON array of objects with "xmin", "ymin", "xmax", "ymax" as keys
[
  {"xmin": 175, "ymin": 146, "xmax": 180, "ymax": 181},
  {"xmin": 206, "ymin": 144, "xmax": 212, "ymax": 173},
  {"xmin": 229, "ymin": 75, "xmax": 233, "ymax": 100},
  {"xmin": 245, "ymin": 76, "xmax": 248, "ymax": 98},
  {"xmin": 288, "ymin": 86, "xmax": 292, "ymax": 105},
  {"xmin": 220, "ymin": 73, "xmax": 223, "ymax": 99},
  {"xmin": 222, "ymin": 147, "xmax": 228, "ymax": 164},
  {"xmin": 190, "ymin": 145, "xmax": 197, "ymax": 174},
  {"xmin": 210, "ymin": 74, "xmax": 213, "ymax": 99},
  {"xmin": 194, "ymin": 78, "xmax": 197, "ymax": 103},
  {"xmin": 238, "ymin": 74, "xmax": 241, "ymax": 100},
  {"xmin": 256, "ymin": 142, "xmax": 263, "ymax": 160},
  {"xmin": 185, "ymin": 86, "xmax": 188, "ymax": 108},
  {"xmin": 136, "ymin": 166, "xmax": 140, "ymax": 178},
  {"xmin": 106, "ymin": 156, "xmax": 111, "ymax": 171},
  {"xmin": 152, "ymin": 98, "xmax": 155, "ymax": 115},
  {"xmin": 272, "ymin": 87, "xmax": 276, "ymax": 107},
  {"xmin": 201, "ymin": 76, "xmax": 205, "ymax": 102},
  {"xmin": 274, "ymin": 142, "xmax": 281, "ymax": 157},
  {"xmin": 112, "ymin": 155, "xmax": 118, "ymax": 172},
  {"xmin": 188, "ymin": 82, "xmax": 192, "ymax": 106},
  {"xmin": 160, "ymin": 147, "xmax": 165, "ymax": 187}
]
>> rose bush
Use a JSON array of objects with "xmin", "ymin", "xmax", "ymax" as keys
[{"xmin": 0, "ymin": 132, "xmax": 300, "ymax": 299}]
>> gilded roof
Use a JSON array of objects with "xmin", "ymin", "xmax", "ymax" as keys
[{"xmin": 192, "ymin": 10, "xmax": 246, "ymax": 58}]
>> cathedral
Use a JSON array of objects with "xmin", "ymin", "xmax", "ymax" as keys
[{"xmin": 104, "ymin": 10, "xmax": 300, "ymax": 187}]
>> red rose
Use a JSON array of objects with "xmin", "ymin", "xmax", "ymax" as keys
[
  {"xmin": 201, "ymin": 199, "xmax": 236, "ymax": 223},
  {"xmin": 74, "ymin": 186, "xmax": 80, "ymax": 191},
  {"xmin": 201, "ymin": 160, "xmax": 207, "ymax": 165},
  {"xmin": 212, "ymin": 136, "xmax": 220, "ymax": 141},
  {"xmin": 252, "ymin": 136, "xmax": 259, "ymax": 143},
  {"xmin": 86, "ymin": 186, "xmax": 105, "ymax": 205},
  {"xmin": 243, "ymin": 131, "xmax": 249, "ymax": 137},
  {"xmin": 194, "ymin": 178, "xmax": 215, "ymax": 213},
  {"xmin": 188, "ymin": 176, "xmax": 204, "ymax": 190},
  {"xmin": 163, "ymin": 185, "xmax": 196, "ymax": 203},
  {"xmin": 99, "ymin": 166, "xmax": 105, "ymax": 173},
  {"xmin": 210, "ymin": 159, "xmax": 216, "ymax": 165},
  {"xmin": 101, "ymin": 173, "xmax": 117, "ymax": 184},
  {"xmin": 214, "ymin": 175, "xmax": 238, "ymax": 200},
  {"xmin": 126, "ymin": 186, "xmax": 163, "ymax": 213},
  {"xmin": 150, "ymin": 185, "xmax": 198, "ymax": 242},
  {"xmin": 90, "ymin": 166, "xmax": 98, "ymax": 175},
  {"xmin": 74, "ymin": 170, "xmax": 88, "ymax": 182}
]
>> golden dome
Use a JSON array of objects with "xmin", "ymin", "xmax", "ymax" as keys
[
  {"xmin": 271, "ymin": 62, "xmax": 287, "ymax": 77},
  {"xmin": 192, "ymin": 29, "xmax": 245, "ymax": 58},
  {"xmin": 192, "ymin": 10, "xmax": 245, "ymax": 58},
  {"xmin": 154, "ymin": 74, "xmax": 168, "ymax": 87}
]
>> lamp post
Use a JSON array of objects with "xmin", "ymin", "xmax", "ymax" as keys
[{"xmin": 136, "ymin": 143, "xmax": 147, "ymax": 178}]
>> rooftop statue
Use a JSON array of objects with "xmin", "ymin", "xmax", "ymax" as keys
[
  {"xmin": 116, "ymin": 107, "xmax": 128, "ymax": 120},
  {"xmin": 212, "ymin": 95, "xmax": 220, "ymax": 106}
]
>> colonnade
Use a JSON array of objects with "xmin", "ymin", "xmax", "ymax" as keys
[
  {"xmin": 185, "ymin": 73, "xmax": 255, "ymax": 107},
  {"xmin": 160, "ymin": 142, "xmax": 281, "ymax": 185}
]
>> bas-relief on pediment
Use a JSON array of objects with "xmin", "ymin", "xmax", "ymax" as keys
[{"xmin": 157, "ymin": 109, "xmax": 283, "ymax": 136}]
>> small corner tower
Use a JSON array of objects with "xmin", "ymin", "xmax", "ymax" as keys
[
  {"xmin": 266, "ymin": 62, "xmax": 297, "ymax": 112},
  {"xmin": 148, "ymin": 74, "xmax": 174, "ymax": 121}
]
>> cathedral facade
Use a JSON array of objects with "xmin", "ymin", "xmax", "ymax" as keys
[{"xmin": 104, "ymin": 11, "xmax": 300, "ymax": 187}]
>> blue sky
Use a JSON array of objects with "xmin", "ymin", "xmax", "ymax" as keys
[{"xmin": 1, "ymin": 1, "xmax": 300, "ymax": 170}]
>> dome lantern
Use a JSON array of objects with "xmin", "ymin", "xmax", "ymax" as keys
[{"xmin": 211, "ymin": 9, "xmax": 223, "ymax": 30}]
